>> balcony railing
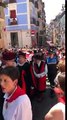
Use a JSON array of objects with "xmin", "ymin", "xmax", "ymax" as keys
[{"xmin": 8, "ymin": 18, "xmax": 18, "ymax": 25}]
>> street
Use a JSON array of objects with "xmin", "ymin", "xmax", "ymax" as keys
[
  {"xmin": 32, "ymin": 87, "xmax": 58, "ymax": 120},
  {"xmin": 0, "ymin": 1, "xmax": 65, "ymax": 120}
]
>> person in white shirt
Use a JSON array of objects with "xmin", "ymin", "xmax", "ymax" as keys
[
  {"xmin": 44, "ymin": 72, "xmax": 65, "ymax": 120},
  {"xmin": 0, "ymin": 66, "xmax": 32, "ymax": 120}
]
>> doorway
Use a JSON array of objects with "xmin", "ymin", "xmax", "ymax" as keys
[{"xmin": 11, "ymin": 32, "xmax": 18, "ymax": 47}]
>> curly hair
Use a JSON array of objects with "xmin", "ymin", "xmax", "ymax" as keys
[
  {"xmin": 58, "ymin": 72, "xmax": 65, "ymax": 92},
  {"xmin": 57, "ymin": 60, "xmax": 65, "ymax": 72}
]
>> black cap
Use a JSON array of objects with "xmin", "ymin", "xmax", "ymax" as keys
[
  {"xmin": 18, "ymin": 51, "xmax": 26, "ymax": 59},
  {"xmin": 34, "ymin": 53, "xmax": 43, "ymax": 60},
  {"xmin": 48, "ymin": 49, "xmax": 55, "ymax": 54}
]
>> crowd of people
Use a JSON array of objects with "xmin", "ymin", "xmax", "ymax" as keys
[{"xmin": 0, "ymin": 46, "xmax": 65, "ymax": 120}]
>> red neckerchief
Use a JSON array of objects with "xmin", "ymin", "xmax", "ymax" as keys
[
  {"xmin": 6, "ymin": 86, "xmax": 25, "ymax": 102},
  {"xmin": 58, "ymin": 96, "xmax": 65, "ymax": 104},
  {"xmin": 54, "ymin": 87, "xmax": 65, "ymax": 104}
]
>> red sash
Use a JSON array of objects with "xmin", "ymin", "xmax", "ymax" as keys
[
  {"xmin": 34, "ymin": 61, "xmax": 45, "ymax": 74},
  {"xmin": 30, "ymin": 61, "xmax": 46, "ymax": 91}
]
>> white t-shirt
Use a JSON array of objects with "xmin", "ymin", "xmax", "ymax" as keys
[
  {"xmin": 49, "ymin": 102, "xmax": 65, "ymax": 120},
  {"xmin": 3, "ymin": 94, "xmax": 32, "ymax": 120}
]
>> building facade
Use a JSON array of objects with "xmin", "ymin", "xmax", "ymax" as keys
[
  {"xmin": 4, "ymin": 0, "xmax": 46, "ymax": 48},
  {"xmin": 37, "ymin": 0, "xmax": 46, "ymax": 47},
  {"xmin": 48, "ymin": 8, "xmax": 65, "ymax": 48},
  {"xmin": 54, "ymin": 11, "xmax": 65, "ymax": 48},
  {"xmin": 59, "ymin": 11, "xmax": 65, "ymax": 48},
  {"xmin": 0, "ymin": 0, "xmax": 6, "ymax": 48}
]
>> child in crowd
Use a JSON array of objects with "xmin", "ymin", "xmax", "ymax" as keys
[
  {"xmin": 54, "ymin": 60, "xmax": 65, "ymax": 86},
  {"xmin": 0, "ymin": 66, "xmax": 32, "ymax": 120}
]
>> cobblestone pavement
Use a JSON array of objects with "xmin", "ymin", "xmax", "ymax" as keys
[{"xmin": 31, "ymin": 87, "xmax": 58, "ymax": 120}]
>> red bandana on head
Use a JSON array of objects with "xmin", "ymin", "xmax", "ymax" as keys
[{"xmin": 6, "ymin": 86, "xmax": 25, "ymax": 102}]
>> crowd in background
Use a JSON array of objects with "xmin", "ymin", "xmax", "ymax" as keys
[{"xmin": 0, "ymin": 46, "xmax": 65, "ymax": 120}]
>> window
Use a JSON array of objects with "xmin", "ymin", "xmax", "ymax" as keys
[
  {"xmin": 38, "ymin": 11, "xmax": 41, "ymax": 18},
  {"xmin": 35, "ymin": 1, "xmax": 38, "ymax": 8},
  {"xmin": 30, "ymin": 18, "xmax": 36, "ymax": 25},
  {"xmin": 11, "ymin": 32, "xmax": 18, "ymax": 47},
  {"xmin": 10, "ymin": 10, "xmax": 16, "ymax": 18},
  {"xmin": 9, "ymin": 10, "xmax": 17, "ymax": 25},
  {"xmin": 37, "ymin": 21, "xmax": 39, "ymax": 26}
]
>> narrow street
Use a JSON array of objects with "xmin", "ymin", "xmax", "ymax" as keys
[{"xmin": 0, "ymin": 1, "xmax": 65, "ymax": 120}]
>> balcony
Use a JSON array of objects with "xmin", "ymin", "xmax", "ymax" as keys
[
  {"xmin": 8, "ymin": 18, "xmax": 18, "ymax": 25},
  {"xmin": 36, "ymin": 21, "xmax": 39, "ymax": 26},
  {"xmin": 38, "ymin": 11, "xmax": 42, "ymax": 18},
  {"xmin": 42, "ymin": 2, "xmax": 45, "ymax": 8},
  {"xmin": 39, "ymin": 30, "xmax": 44, "ymax": 35},
  {"xmin": 35, "ymin": 1, "xmax": 38, "ymax": 8},
  {"xmin": 30, "ymin": 18, "xmax": 36, "ymax": 25},
  {"xmin": 42, "ymin": 22, "xmax": 45, "ymax": 28}
]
